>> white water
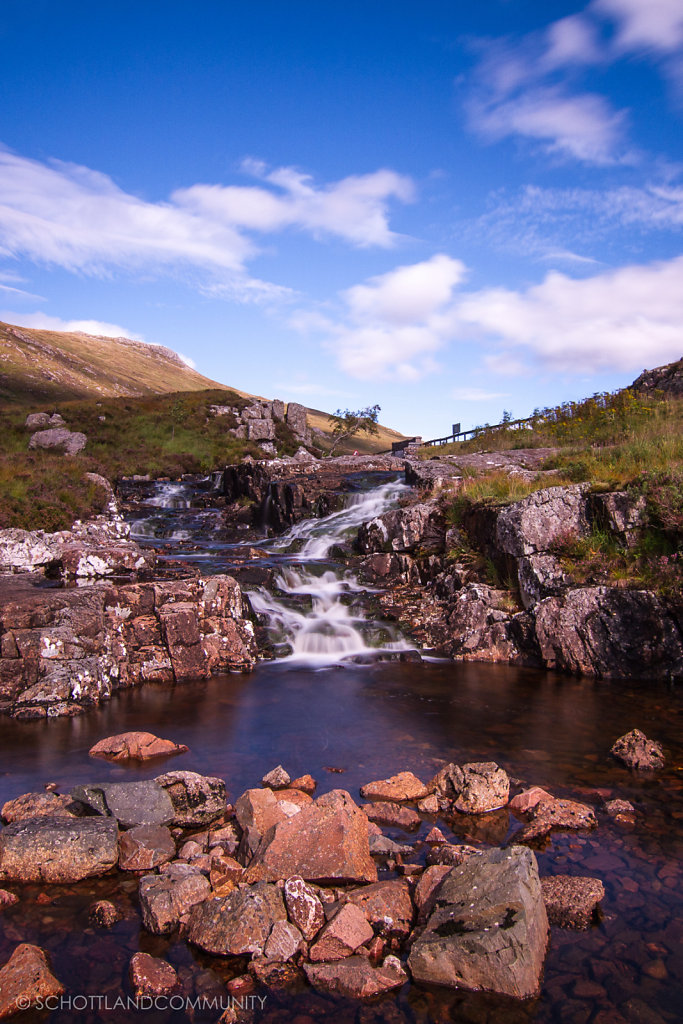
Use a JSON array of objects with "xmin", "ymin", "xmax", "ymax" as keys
[
  {"xmin": 145, "ymin": 481, "xmax": 194, "ymax": 509},
  {"xmin": 249, "ymin": 479, "xmax": 415, "ymax": 666}
]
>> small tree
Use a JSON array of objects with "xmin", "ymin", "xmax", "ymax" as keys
[{"xmin": 327, "ymin": 404, "xmax": 381, "ymax": 456}]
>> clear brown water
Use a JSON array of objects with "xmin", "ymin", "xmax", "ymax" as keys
[{"xmin": 1, "ymin": 476, "xmax": 682, "ymax": 1023}]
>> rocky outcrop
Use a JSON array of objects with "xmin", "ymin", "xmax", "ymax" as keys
[
  {"xmin": 362, "ymin": 472, "xmax": 683, "ymax": 682},
  {"xmin": 0, "ymin": 573, "xmax": 256, "ymax": 718},
  {"xmin": 211, "ymin": 396, "xmax": 312, "ymax": 447},
  {"xmin": 630, "ymin": 357, "xmax": 683, "ymax": 399},
  {"xmin": 408, "ymin": 847, "xmax": 548, "ymax": 998},
  {"xmin": 534, "ymin": 587, "xmax": 683, "ymax": 680},
  {"xmin": 0, "ymin": 516, "xmax": 154, "ymax": 577}
]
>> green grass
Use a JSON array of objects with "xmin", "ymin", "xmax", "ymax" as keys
[{"xmin": 0, "ymin": 390, "xmax": 272, "ymax": 530}]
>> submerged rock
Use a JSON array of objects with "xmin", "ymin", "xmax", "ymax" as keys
[
  {"xmin": 408, "ymin": 846, "xmax": 548, "ymax": 999},
  {"xmin": 610, "ymin": 729, "xmax": 665, "ymax": 771},
  {"xmin": 305, "ymin": 955, "xmax": 407, "ymax": 999},
  {"xmin": 0, "ymin": 944, "xmax": 65, "ymax": 1019},
  {"xmin": 129, "ymin": 952, "xmax": 178, "ymax": 998},
  {"xmin": 0, "ymin": 816, "xmax": 119, "ymax": 884},
  {"xmin": 516, "ymin": 798, "xmax": 597, "ymax": 842},
  {"xmin": 541, "ymin": 875, "xmax": 605, "ymax": 929}
]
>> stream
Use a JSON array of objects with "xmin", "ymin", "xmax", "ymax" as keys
[{"xmin": 0, "ymin": 472, "xmax": 681, "ymax": 1023}]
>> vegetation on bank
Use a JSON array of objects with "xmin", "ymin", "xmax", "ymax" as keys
[
  {"xmin": 0, "ymin": 390, "xmax": 273, "ymax": 530},
  {"xmin": 439, "ymin": 388, "xmax": 682, "ymax": 600}
]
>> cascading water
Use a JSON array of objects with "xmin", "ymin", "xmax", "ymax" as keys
[{"xmin": 249, "ymin": 479, "xmax": 415, "ymax": 665}]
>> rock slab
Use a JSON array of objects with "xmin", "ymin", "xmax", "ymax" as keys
[
  {"xmin": 0, "ymin": 944, "xmax": 65, "ymax": 1019},
  {"xmin": 0, "ymin": 816, "xmax": 119, "ymax": 883}
]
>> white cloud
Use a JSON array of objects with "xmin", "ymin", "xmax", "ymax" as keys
[
  {"xmin": 0, "ymin": 146, "xmax": 414, "ymax": 300},
  {"xmin": 2, "ymin": 311, "xmax": 143, "ymax": 339},
  {"xmin": 455, "ymin": 254, "xmax": 683, "ymax": 373},
  {"xmin": 314, "ymin": 255, "xmax": 466, "ymax": 380},
  {"xmin": 471, "ymin": 86, "xmax": 627, "ymax": 165},
  {"xmin": 177, "ymin": 352, "xmax": 197, "ymax": 369},
  {"xmin": 593, "ymin": 0, "xmax": 683, "ymax": 53}
]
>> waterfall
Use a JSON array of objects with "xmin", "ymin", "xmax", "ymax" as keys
[
  {"xmin": 249, "ymin": 479, "xmax": 415, "ymax": 666},
  {"xmin": 145, "ymin": 481, "xmax": 193, "ymax": 509}
]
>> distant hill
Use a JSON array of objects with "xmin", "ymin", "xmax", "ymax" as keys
[
  {"xmin": 0, "ymin": 319, "xmax": 406, "ymax": 453},
  {"xmin": 0, "ymin": 321, "xmax": 228, "ymax": 404}
]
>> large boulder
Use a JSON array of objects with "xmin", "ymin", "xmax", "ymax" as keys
[
  {"xmin": 187, "ymin": 883, "xmax": 286, "ymax": 955},
  {"xmin": 430, "ymin": 761, "xmax": 509, "ymax": 814},
  {"xmin": 154, "ymin": 771, "xmax": 227, "ymax": 827},
  {"xmin": 244, "ymin": 790, "xmax": 377, "ymax": 885},
  {"xmin": 0, "ymin": 530, "xmax": 62, "ymax": 572},
  {"xmin": 28, "ymin": 427, "xmax": 87, "ymax": 455},
  {"xmin": 407, "ymin": 847, "xmax": 548, "ymax": 999},
  {"xmin": 0, "ymin": 944, "xmax": 64, "ymax": 1019},
  {"xmin": 0, "ymin": 816, "xmax": 119, "ymax": 883},
  {"xmin": 1, "ymin": 791, "xmax": 79, "ymax": 825},
  {"xmin": 534, "ymin": 587, "xmax": 683, "ymax": 680}
]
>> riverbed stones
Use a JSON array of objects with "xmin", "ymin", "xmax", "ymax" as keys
[
  {"xmin": 610, "ymin": 729, "xmax": 665, "ymax": 771},
  {"xmin": 244, "ymin": 790, "xmax": 377, "ymax": 885},
  {"xmin": 70, "ymin": 781, "xmax": 175, "ymax": 828},
  {"xmin": 139, "ymin": 864, "xmax": 211, "ymax": 935},
  {"xmin": 154, "ymin": 770, "xmax": 227, "ymax": 827},
  {"xmin": 129, "ymin": 952, "xmax": 178, "ymax": 998},
  {"xmin": 541, "ymin": 875, "xmax": 605, "ymax": 929},
  {"xmin": 304, "ymin": 955, "xmax": 408, "ymax": 999},
  {"xmin": 0, "ymin": 816, "xmax": 119, "ymax": 883},
  {"xmin": 118, "ymin": 824, "xmax": 176, "ymax": 871},
  {"xmin": 359, "ymin": 771, "xmax": 429, "ymax": 803},
  {"xmin": 89, "ymin": 731, "xmax": 188, "ymax": 762},
  {"xmin": 88, "ymin": 899, "xmax": 122, "ymax": 927},
  {"xmin": 0, "ymin": 944, "xmax": 65, "ymax": 1019},
  {"xmin": 1, "ymin": 791, "xmax": 79, "ymax": 824},
  {"xmin": 0, "ymin": 889, "xmax": 19, "ymax": 911},
  {"xmin": 283, "ymin": 875, "xmax": 325, "ymax": 940},
  {"xmin": 408, "ymin": 846, "xmax": 548, "ymax": 999},
  {"xmin": 187, "ymin": 883, "xmax": 286, "ymax": 956},
  {"xmin": 308, "ymin": 903, "xmax": 374, "ymax": 961}
]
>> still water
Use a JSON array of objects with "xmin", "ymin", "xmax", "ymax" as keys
[{"xmin": 0, "ymin": 475, "xmax": 681, "ymax": 1023}]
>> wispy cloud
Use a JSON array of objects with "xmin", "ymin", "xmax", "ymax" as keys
[
  {"xmin": 1, "ymin": 311, "xmax": 143, "ymax": 340},
  {"xmin": 0, "ymin": 146, "xmax": 414, "ymax": 301},
  {"xmin": 462, "ymin": 0, "xmax": 683, "ymax": 166}
]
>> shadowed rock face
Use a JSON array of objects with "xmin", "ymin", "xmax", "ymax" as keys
[
  {"xmin": 408, "ymin": 846, "xmax": 548, "ymax": 999},
  {"xmin": 0, "ymin": 816, "xmax": 119, "ymax": 883}
]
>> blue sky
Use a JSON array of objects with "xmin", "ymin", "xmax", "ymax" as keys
[{"xmin": 1, "ymin": 0, "xmax": 683, "ymax": 437}]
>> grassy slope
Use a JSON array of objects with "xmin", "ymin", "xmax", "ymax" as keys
[{"xmin": 0, "ymin": 321, "xmax": 228, "ymax": 403}]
